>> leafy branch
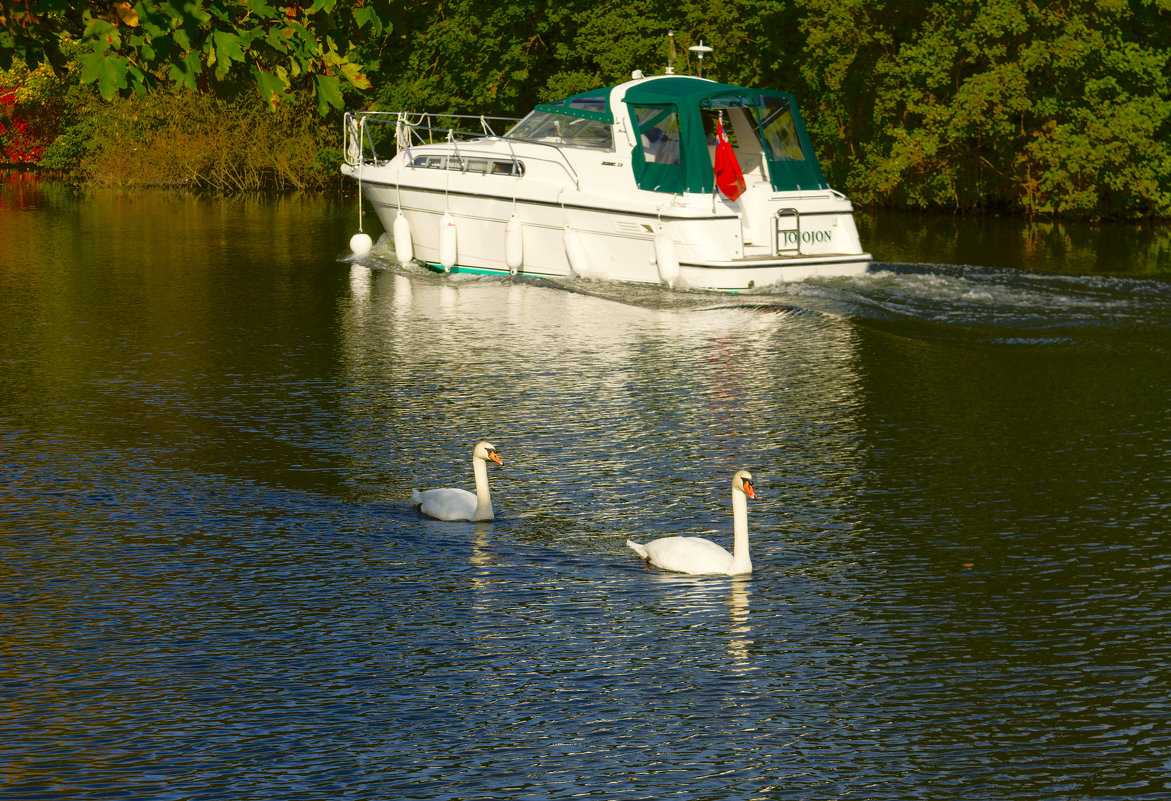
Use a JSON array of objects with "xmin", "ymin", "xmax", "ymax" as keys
[{"xmin": 0, "ymin": 0, "xmax": 391, "ymax": 114}]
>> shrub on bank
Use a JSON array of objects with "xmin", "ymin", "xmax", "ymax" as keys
[
  {"xmin": 1, "ymin": 62, "xmax": 65, "ymax": 164},
  {"xmin": 39, "ymin": 87, "xmax": 341, "ymax": 192}
]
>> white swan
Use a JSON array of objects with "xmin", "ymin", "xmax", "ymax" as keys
[
  {"xmin": 627, "ymin": 470, "xmax": 757, "ymax": 575},
  {"xmin": 411, "ymin": 441, "xmax": 503, "ymax": 521}
]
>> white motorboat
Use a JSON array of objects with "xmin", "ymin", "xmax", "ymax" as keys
[{"xmin": 342, "ymin": 69, "xmax": 871, "ymax": 291}]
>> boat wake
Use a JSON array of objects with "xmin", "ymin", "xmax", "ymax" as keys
[
  {"xmin": 771, "ymin": 262, "xmax": 1171, "ymax": 349},
  {"xmin": 535, "ymin": 262, "xmax": 1171, "ymax": 347},
  {"xmin": 346, "ymin": 245, "xmax": 1171, "ymax": 349}
]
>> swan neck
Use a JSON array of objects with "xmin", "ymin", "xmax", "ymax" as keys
[
  {"xmin": 730, "ymin": 489, "xmax": 751, "ymax": 574},
  {"xmin": 472, "ymin": 456, "xmax": 494, "ymax": 521}
]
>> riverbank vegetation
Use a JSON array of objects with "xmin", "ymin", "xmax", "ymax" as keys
[{"xmin": 3, "ymin": 0, "xmax": 1169, "ymax": 219}]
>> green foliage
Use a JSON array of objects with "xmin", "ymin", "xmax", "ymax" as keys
[
  {"xmin": 795, "ymin": 0, "xmax": 1171, "ymax": 219},
  {"xmin": 7, "ymin": 0, "xmax": 1171, "ymax": 217},
  {"xmin": 36, "ymin": 111, "xmax": 96, "ymax": 171},
  {"xmin": 0, "ymin": 0, "xmax": 396, "ymax": 114},
  {"xmin": 44, "ymin": 86, "xmax": 340, "ymax": 191},
  {"xmin": 553, "ymin": 1, "xmax": 672, "ymax": 87},
  {"xmin": 371, "ymin": 0, "xmax": 763, "ymax": 114},
  {"xmin": 373, "ymin": 0, "xmax": 556, "ymax": 115}
]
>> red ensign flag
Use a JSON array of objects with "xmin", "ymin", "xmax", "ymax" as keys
[{"xmin": 714, "ymin": 119, "xmax": 746, "ymax": 201}]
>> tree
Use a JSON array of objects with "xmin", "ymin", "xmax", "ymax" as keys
[
  {"xmin": 794, "ymin": 0, "xmax": 1171, "ymax": 218},
  {"xmin": 0, "ymin": 0, "xmax": 396, "ymax": 114},
  {"xmin": 371, "ymin": 0, "xmax": 771, "ymax": 116}
]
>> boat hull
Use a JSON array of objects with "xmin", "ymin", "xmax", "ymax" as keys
[{"xmin": 354, "ymin": 175, "xmax": 871, "ymax": 291}]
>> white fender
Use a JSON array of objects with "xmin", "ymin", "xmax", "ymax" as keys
[
  {"xmin": 654, "ymin": 226, "xmax": 680, "ymax": 288},
  {"xmin": 349, "ymin": 232, "xmax": 373, "ymax": 255},
  {"xmin": 505, "ymin": 213, "xmax": 523, "ymax": 274},
  {"xmin": 393, "ymin": 210, "xmax": 414, "ymax": 263},
  {"xmin": 439, "ymin": 211, "xmax": 457, "ymax": 271},
  {"xmin": 564, "ymin": 225, "xmax": 590, "ymax": 279}
]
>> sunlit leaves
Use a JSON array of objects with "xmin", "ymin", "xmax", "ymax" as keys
[
  {"xmin": 253, "ymin": 66, "xmax": 287, "ymax": 108},
  {"xmin": 313, "ymin": 72, "xmax": 343, "ymax": 115},
  {"xmin": 0, "ymin": 61, "xmax": 65, "ymax": 163},
  {"xmin": 5, "ymin": 0, "xmax": 391, "ymax": 114},
  {"xmin": 796, "ymin": 0, "xmax": 1171, "ymax": 219},
  {"xmin": 212, "ymin": 30, "xmax": 246, "ymax": 66},
  {"xmin": 79, "ymin": 45, "xmax": 130, "ymax": 101},
  {"xmin": 113, "ymin": 2, "xmax": 139, "ymax": 27}
]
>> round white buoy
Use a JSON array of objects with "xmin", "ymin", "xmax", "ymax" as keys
[
  {"xmin": 654, "ymin": 226, "xmax": 680, "ymax": 288},
  {"xmin": 350, "ymin": 232, "xmax": 373, "ymax": 255},
  {"xmin": 505, "ymin": 214, "xmax": 523, "ymax": 274},
  {"xmin": 393, "ymin": 211, "xmax": 414, "ymax": 263},
  {"xmin": 564, "ymin": 225, "xmax": 590, "ymax": 279},
  {"xmin": 439, "ymin": 211, "xmax": 458, "ymax": 271}
]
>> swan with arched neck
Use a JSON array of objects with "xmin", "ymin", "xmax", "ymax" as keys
[
  {"xmin": 627, "ymin": 470, "xmax": 756, "ymax": 575},
  {"xmin": 411, "ymin": 441, "xmax": 503, "ymax": 521}
]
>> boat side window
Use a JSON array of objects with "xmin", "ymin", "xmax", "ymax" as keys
[
  {"xmin": 491, "ymin": 161, "xmax": 524, "ymax": 176},
  {"xmin": 508, "ymin": 111, "xmax": 613, "ymax": 150},
  {"xmin": 758, "ymin": 98, "xmax": 805, "ymax": 162},
  {"xmin": 632, "ymin": 106, "xmax": 681, "ymax": 165},
  {"xmin": 411, "ymin": 155, "xmax": 447, "ymax": 169},
  {"xmin": 409, "ymin": 155, "xmax": 522, "ymax": 175}
]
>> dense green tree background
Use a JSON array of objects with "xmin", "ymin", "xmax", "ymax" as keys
[{"xmin": 3, "ymin": 0, "xmax": 1169, "ymax": 219}]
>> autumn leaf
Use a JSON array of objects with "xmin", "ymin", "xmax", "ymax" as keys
[{"xmin": 113, "ymin": 2, "xmax": 139, "ymax": 27}]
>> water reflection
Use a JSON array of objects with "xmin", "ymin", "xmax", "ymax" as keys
[
  {"xmin": 727, "ymin": 577, "xmax": 754, "ymax": 672},
  {"xmin": 348, "ymin": 262, "xmax": 371, "ymax": 301},
  {"xmin": 335, "ymin": 260, "xmax": 870, "ymax": 572},
  {"xmin": 6, "ymin": 182, "xmax": 1170, "ymax": 800},
  {"xmin": 859, "ymin": 209, "xmax": 1171, "ymax": 276}
]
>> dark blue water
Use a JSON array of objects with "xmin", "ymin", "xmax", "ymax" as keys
[{"xmin": 2, "ymin": 177, "xmax": 1169, "ymax": 799}]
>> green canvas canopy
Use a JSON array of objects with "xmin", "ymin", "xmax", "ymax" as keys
[
  {"xmin": 533, "ymin": 86, "xmax": 614, "ymax": 124},
  {"xmin": 620, "ymin": 76, "xmax": 828, "ymax": 195}
]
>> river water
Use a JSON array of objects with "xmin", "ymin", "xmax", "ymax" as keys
[{"xmin": 2, "ymin": 173, "xmax": 1169, "ymax": 799}]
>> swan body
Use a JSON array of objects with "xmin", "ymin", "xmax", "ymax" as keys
[
  {"xmin": 627, "ymin": 470, "xmax": 756, "ymax": 575},
  {"xmin": 411, "ymin": 441, "xmax": 502, "ymax": 521}
]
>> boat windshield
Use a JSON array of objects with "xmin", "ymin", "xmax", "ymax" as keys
[{"xmin": 508, "ymin": 111, "xmax": 613, "ymax": 150}]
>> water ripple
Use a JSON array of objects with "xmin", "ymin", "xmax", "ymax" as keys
[{"xmin": 2, "ymin": 200, "xmax": 1168, "ymax": 799}]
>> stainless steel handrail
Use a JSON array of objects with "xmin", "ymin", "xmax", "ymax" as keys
[{"xmin": 343, "ymin": 110, "xmax": 582, "ymax": 189}]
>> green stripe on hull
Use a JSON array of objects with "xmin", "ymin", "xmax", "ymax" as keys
[
  {"xmin": 421, "ymin": 262, "xmax": 757, "ymax": 292},
  {"xmin": 423, "ymin": 263, "xmax": 565, "ymax": 280},
  {"xmin": 422, "ymin": 262, "xmax": 505, "ymax": 277}
]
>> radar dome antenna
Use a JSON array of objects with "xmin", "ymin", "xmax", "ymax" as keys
[
  {"xmin": 689, "ymin": 39, "xmax": 713, "ymax": 78},
  {"xmin": 666, "ymin": 31, "xmax": 675, "ymax": 75}
]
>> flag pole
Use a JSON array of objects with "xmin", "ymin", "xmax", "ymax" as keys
[{"xmin": 712, "ymin": 110, "xmax": 722, "ymax": 211}]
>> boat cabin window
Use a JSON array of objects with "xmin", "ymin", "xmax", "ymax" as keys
[
  {"xmin": 410, "ymin": 154, "xmax": 524, "ymax": 176},
  {"xmin": 632, "ymin": 106, "xmax": 681, "ymax": 165},
  {"xmin": 758, "ymin": 97, "xmax": 805, "ymax": 162},
  {"xmin": 700, "ymin": 109, "xmax": 742, "ymax": 147},
  {"xmin": 507, "ymin": 111, "xmax": 613, "ymax": 150}
]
